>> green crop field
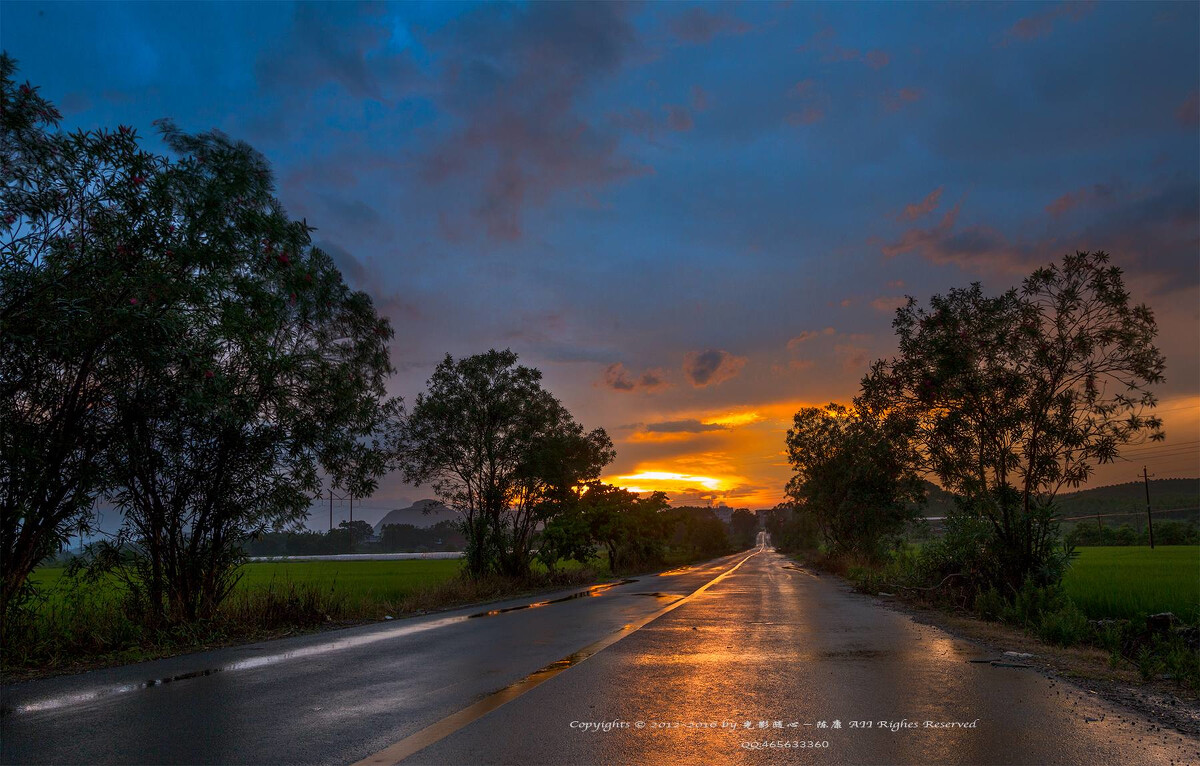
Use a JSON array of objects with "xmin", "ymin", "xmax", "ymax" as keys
[
  {"xmin": 30, "ymin": 558, "xmax": 466, "ymax": 607},
  {"xmin": 235, "ymin": 559, "xmax": 463, "ymax": 599},
  {"xmin": 1063, "ymin": 546, "xmax": 1200, "ymax": 624}
]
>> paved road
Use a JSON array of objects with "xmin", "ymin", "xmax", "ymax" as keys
[{"xmin": 3, "ymin": 548, "xmax": 1197, "ymax": 765}]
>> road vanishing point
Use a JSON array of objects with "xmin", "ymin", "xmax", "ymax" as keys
[{"xmin": 2, "ymin": 546, "xmax": 1197, "ymax": 765}]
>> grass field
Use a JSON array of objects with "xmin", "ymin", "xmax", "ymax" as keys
[
  {"xmin": 1063, "ymin": 545, "xmax": 1200, "ymax": 624},
  {"xmin": 29, "ymin": 556, "xmax": 605, "ymax": 605},
  {"xmin": 28, "ymin": 558, "xmax": 472, "ymax": 612}
]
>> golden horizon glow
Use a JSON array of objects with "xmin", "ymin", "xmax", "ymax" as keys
[
  {"xmin": 614, "ymin": 471, "xmax": 725, "ymax": 491},
  {"xmin": 701, "ymin": 411, "xmax": 764, "ymax": 428},
  {"xmin": 601, "ymin": 393, "xmax": 1199, "ymax": 510}
]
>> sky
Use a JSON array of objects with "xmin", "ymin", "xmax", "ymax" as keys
[{"xmin": 4, "ymin": 1, "xmax": 1198, "ymax": 527}]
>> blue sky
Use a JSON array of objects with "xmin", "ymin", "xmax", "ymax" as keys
[{"xmin": 5, "ymin": 0, "xmax": 1198, "ymax": 520}]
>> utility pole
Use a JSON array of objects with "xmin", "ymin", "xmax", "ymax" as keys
[
  {"xmin": 1142, "ymin": 466, "xmax": 1155, "ymax": 549},
  {"xmin": 329, "ymin": 488, "xmax": 333, "ymax": 532}
]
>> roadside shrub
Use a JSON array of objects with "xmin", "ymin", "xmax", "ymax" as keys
[
  {"xmin": 1036, "ymin": 601, "xmax": 1090, "ymax": 647},
  {"xmin": 974, "ymin": 587, "xmax": 1005, "ymax": 621},
  {"xmin": 1003, "ymin": 579, "xmax": 1065, "ymax": 627},
  {"xmin": 1137, "ymin": 644, "xmax": 1166, "ymax": 682},
  {"xmin": 1162, "ymin": 636, "xmax": 1200, "ymax": 688}
]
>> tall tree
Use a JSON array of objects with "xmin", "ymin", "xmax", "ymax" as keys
[
  {"xmin": 860, "ymin": 251, "xmax": 1165, "ymax": 588},
  {"xmin": 395, "ymin": 350, "xmax": 614, "ymax": 578},
  {"xmin": 730, "ymin": 509, "xmax": 759, "ymax": 548},
  {"xmin": 785, "ymin": 403, "xmax": 923, "ymax": 558},
  {"xmin": 0, "ymin": 56, "xmax": 154, "ymax": 613},
  {"xmin": 96, "ymin": 123, "xmax": 400, "ymax": 622}
]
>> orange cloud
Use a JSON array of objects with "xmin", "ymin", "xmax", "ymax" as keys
[
  {"xmin": 599, "ymin": 362, "xmax": 671, "ymax": 392},
  {"xmin": 871, "ymin": 295, "xmax": 908, "ymax": 313},
  {"xmin": 786, "ymin": 327, "xmax": 836, "ymax": 349},
  {"xmin": 899, "ymin": 186, "xmax": 943, "ymax": 221},
  {"xmin": 682, "ymin": 349, "xmax": 746, "ymax": 387}
]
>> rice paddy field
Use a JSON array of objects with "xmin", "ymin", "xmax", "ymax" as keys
[
  {"xmin": 30, "ymin": 558, "xmax": 465, "ymax": 605},
  {"xmin": 28, "ymin": 555, "xmax": 603, "ymax": 610},
  {"xmin": 1063, "ymin": 545, "xmax": 1200, "ymax": 624}
]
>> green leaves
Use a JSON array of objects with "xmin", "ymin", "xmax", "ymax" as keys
[
  {"xmin": 396, "ymin": 349, "xmax": 614, "ymax": 577},
  {"xmin": 1, "ymin": 56, "xmax": 399, "ymax": 621},
  {"xmin": 860, "ymin": 250, "xmax": 1166, "ymax": 589},
  {"xmin": 785, "ymin": 403, "xmax": 923, "ymax": 558}
]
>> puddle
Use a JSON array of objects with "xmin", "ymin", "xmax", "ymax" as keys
[
  {"xmin": 468, "ymin": 580, "xmax": 637, "ymax": 618},
  {"xmin": 819, "ymin": 649, "xmax": 891, "ymax": 660}
]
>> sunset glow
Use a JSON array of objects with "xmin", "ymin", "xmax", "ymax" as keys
[
  {"xmin": 13, "ymin": 1, "xmax": 1192, "ymax": 521},
  {"xmin": 612, "ymin": 472, "xmax": 726, "ymax": 492}
]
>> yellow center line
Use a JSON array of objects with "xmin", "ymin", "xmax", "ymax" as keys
[{"xmin": 352, "ymin": 548, "xmax": 765, "ymax": 766}]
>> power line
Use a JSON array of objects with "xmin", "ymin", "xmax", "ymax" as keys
[
  {"xmin": 1150, "ymin": 403, "xmax": 1200, "ymax": 414},
  {"xmin": 1119, "ymin": 438, "xmax": 1200, "ymax": 453},
  {"xmin": 1059, "ymin": 507, "xmax": 1199, "ymax": 523}
]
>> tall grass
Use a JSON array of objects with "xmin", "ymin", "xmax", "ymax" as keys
[{"xmin": 5, "ymin": 560, "xmax": 602, "ymax": 677}]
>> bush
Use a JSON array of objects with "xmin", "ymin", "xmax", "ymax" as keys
[
  {"xmin": 974, "ymin": 587, "xmax": 1006, "ymax": 622},
  {"xmin": 1036, "ymin": 601, "xmax": 1090, "ymax": 647}
]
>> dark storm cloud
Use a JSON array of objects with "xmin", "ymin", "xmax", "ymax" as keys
[
  {"xmin": 600, "ymin": 363, "xmax": 670, "ymax": 393},
  {"xmin": 645, "ymin": 419, "xmax": 727, "ymax": 434},
  {"xmin": 683, "ymin": 350, "xmax": 746, "ymax": 388},
  {"xmin": 882, "ymin": 179, "xmax": 1200, "ymax": 289},
  {"xmin": 256, "ymin": 1, "xmax": 415, "ymax": 102},
  {"xmin": 419, "ymin": 2, "xmax": 649, "ymax": 241}
]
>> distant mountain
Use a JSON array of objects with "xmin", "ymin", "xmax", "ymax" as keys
[
  {"xmin": 1054, "ymin": 478, "xmax": 1199, "ymax": 515},
  {"xmin": 372, "ymin": 499, "xmax": 461, "ymax": 534},
  {"xmin": 917, "ymin": 478, "xmax": 1199, "ymax": 518}
]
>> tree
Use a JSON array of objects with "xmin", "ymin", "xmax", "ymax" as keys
[
  {"xmin": 90, "ymin": 123, "xmax": 400, "ymax": 623},
  {"xmin": 668, "ymin": 506, "xmax": 731, "ymax": 559},
  {"xmin": 535, "ymin": 501, "xmax": 596, "ymax": 572},
  {"xmin": 395, "ymin": 350, "xmax": 614, "ymax": 578},
  {"xmin": 785, "ymin": 403, "xmax": 923, "ymax": 558},
  {"xmin": 340, "ymin": 520, "xmax": 375, "ymax": 548},
  {"xmin": 860, "ymin": 251, "xmax": 1165, "ymax": 589},
  {"xmin": 730, "ymin": 509, "xmax": 759, "ymax": 548},
  {"xmin": 583, "ymin": 483, "xmax": 672, "ymax": 570},
  {"xmin": 763, "ymin": 501, "xmax": 820, "ymax": 552},
  {"xmin": 1, "ymin": 55, "xmax": 151, "ymax": 614}
]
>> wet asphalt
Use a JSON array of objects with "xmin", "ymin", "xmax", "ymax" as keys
[{"xmin": 2, "ymin": 548, "xmax": 1197, "ymax": 765}]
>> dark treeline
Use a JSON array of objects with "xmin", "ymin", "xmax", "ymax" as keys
[
  {"xmin": 1065, "ymin": 520, "xmax": 1197, "ymax": 548},
  {"xmin": 243, "ymin": 520, "xmax": 467, "ymax": 557},
  {"xmin": 776, "ymin": 249, "xmax": 1167, "ymax": 605}
]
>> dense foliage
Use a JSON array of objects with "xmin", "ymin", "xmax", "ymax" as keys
[
  {"xmin": 1, "ymin": 54, "xmax": 135, "ymax": 614},
  {"xmin": 395, "ymin": 349, "xmax": 615, "ymax": 578},
  {"xmin": 1, "ymin": 57, "xmax": 399, "ymax": 623},
  {"xmin": 859, "ymin": 251, "xmax": 1165, "ymax": 591},
  {"xmin": 785, "ymin": 403, "xmax": 924, "ymax": 559}
]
